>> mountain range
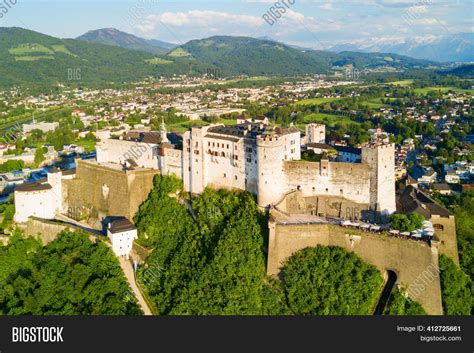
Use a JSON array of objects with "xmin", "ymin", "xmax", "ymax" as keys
[
  {"xmin": 76, "ymin": 28, "xmax": 177, "ymax": 55},
  {"xmin": 0, "ymin": 27, "xmax": 448, "ymax": 88},
  {"xmin": 329, "ymin": 33, "xmax": 474, "ymax": 63}
]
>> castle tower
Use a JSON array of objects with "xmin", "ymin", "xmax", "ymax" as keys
[
  {"xmin": 361, "ymin": 143, "xmax": 396, "ymax": 216},
  {"xmin": 256, "ymin": 134, "xmax": 287, "ymax": 207},
  {"xmin": 305, "ymin": 124, "xmax": 326, "ymax": 144},
  {"xmin": 47, "ymin": 168, "xmax": 64, "ymax": 214}
]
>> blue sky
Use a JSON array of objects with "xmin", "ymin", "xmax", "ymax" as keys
[{"xmin": 0, "ymin": 0, "xmax": 472, "ymax": 48}]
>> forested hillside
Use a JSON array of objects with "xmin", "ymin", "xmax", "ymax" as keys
[
  {"xmin": 0, "ymin": 231, "xmax": 142, "ymax": 315},
  {"xmin": 133, "ymin": 175, "xmax": 419, "ymax": 315}
]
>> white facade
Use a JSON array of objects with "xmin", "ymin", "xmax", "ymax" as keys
[
  {"xmin": 183, "ymin": 125, "xmax": 301, "ymax": 199},
  {"xmin": 183, "ymin": 123, "xmax": 396, "ymax": 215},
  {"xmin": 96, "ymin": 139, "xmax": 159, "ymax": 170},
  {"xmin": 14, "ymin": 169, "xmax": 65, "ymax": 223},
  {"xmin": 107, "ymin": 225, "xmax": 137, "ymax": 259}
]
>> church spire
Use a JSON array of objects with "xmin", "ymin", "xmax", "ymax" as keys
[{"xmin": 160, "ymin": 118, "xmax": 169, "ymax": 143}]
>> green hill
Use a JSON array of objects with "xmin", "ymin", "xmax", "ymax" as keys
[
  {"xmin": 170, "ymin": 36, "xmax": 331, "ymax": 76},
  {"xmin": 171, "ymin": 36, "xmax": 437, "ymax": 76},
  {"xmin": 0, "ymin": 27, "xmax": 212, "ymax": 88},
  {"xmin": 0, "ymin": 28, "xmax": 438, "ymax": 88},
  {"xmin": 76, "ymin": 28, "xmax": 177, "ymax": 54}
]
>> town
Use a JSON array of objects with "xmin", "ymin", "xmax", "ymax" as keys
[{"xmin": 0, "ymin": 73, "xmax": 472, "ymax": 316}]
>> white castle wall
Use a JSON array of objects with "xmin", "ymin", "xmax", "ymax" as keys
[
  {"xmin": 183, "ymin": 125, "xmax": 395, "ymax": 214},
  {"xmin": 14, "ymin": 189, "xmax": 57, "ymax": 223},
  {"xmin": 159, "ymin": 148, "xmax": 183, "ymax": 178},
  {"xmin": 96, "ymin": 139, "xmax": 159, "ymax": 170}
]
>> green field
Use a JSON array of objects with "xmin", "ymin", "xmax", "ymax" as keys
[
  {"xmin": 358, "ymin": 97, "xmax": 397, "ymax": 109},
  {"xmin": 9, "ymin": 43, "xmax": 53, "ymax": 55},
  {"xmin": 145, "ymin": 58, "xmax": 173, "ymax": 65},
  {"xmin": 168, "ymin": 48, "xmax": 192, "ymax": 58},
  {"xmin": 301, "ymin": 113, "xmax": 357, "ymax": 127},
  {"xmin": 51, "ymin": 45, "xmax": 74, "ymax": 56},
  {"xmin": 14, "ymin": 56, "xmax": 54, "ymax": 61},
  {"xmin": 296, "ymin": 97, "xmax": 343, "ymax": 106},
  {"xmin": 388, "ymin": 80, "xmax": 414, "ymax": 87},
  {"xmin": 414, "ymin": 86, "xmax": 474, "ymax": 95}
]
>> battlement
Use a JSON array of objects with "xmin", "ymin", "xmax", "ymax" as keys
[{"xmin": 362, "ymin": 142, "xmax": 395, "ymax": 150}]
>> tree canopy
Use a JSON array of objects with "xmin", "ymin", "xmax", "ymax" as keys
[
  {"xmin": 390, "ymin": 213, "xmax": 425, "ymax": 232},
  {"xmin": 439, "ymin": 255, "xmax": 472, "ymax": 315},
  {"xmin": 0, "ymin": 231, "xmax": 142, "ymax": 315},
  {"xmin": 281, "ymin": 246, "xmax": 383, "ymax": 315},
  {"xmin": 383, "ymin": 288, "xmax": 426, "ymax": 315},
  {"xmin": 135, "ymin": 176, "xmax": 387, "ymax": 315}
]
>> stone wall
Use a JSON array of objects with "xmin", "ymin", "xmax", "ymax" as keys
[
  {"xmin": 283, "ymin": 161, "xmax": 372, "ymax": 207},
  {"xmin": 277, "ymin": 191, "xmax": 370, "ymax": 220},
  {"xmin": 64, "ymin": 160, "xmax": 159, "ymax": 228},
  {"xmin": 430, "ymin": 215, "xmax": 459, "ymax": 264},
  {"xmin": 18, "ymin": 218, "xmax": 71, "ymax": 244},
  {"xmin": 268, "ymin": 216, "xmax": 443, "ymax": 315}
]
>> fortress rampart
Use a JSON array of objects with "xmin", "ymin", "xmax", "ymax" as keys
[
  {"xmin": 268, "ymin": 213, "xmax": 443, "ymax": 315},
  {"xmin": 64, "ymin": 160, "xmax": 159, "ymax": 228}
]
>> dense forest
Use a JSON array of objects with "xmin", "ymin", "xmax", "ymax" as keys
[
  {"xmin": 133, "ymin": 175, "xmax": 426, "ymax": 315},
  {"xmin": 0, "ymin": 231, "xmax": 142, "ymax": 315}
]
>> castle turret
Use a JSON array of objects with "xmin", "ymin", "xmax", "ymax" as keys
[
  {"xmin": 361, "ymin": 142, "xmax": 396, "ymax": 216},
  {"xmin": 305, "ymin": 123, "xmax": 326, "ymax": 144},
  {"xmin": 256, "ymin": 133, "xmax": 287, "ymax": 207}
]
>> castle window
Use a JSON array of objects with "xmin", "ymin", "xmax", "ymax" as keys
[
  {"xmin": 213, "ymin": 142, "xmax": 215, "ymax": 147},
  {"xmin": 221, "ymin": 152, "xmax": 225, "ymax": 157},
  {"xmin": 340, "ymin": 189, "xmax": 343, "ymax": 194},
  {"xmin": 434, "ymin": 224, "xmax": 444, "ymax": 231},
  {"xmin": 195, "ymin": 142, "xmax": 199, "ymax": 147},
  {"xmin": 208, "ymin": 142, "xmax": 210, "ymax": 147},
  {"xmin": 326, "ymin": 188, "xmax": 329, "ymax": 192},
  {"xmin": 227, "ymin": 144, "xmax": 230, "ymax": 149},
  {"xmin": 235, "ymin": 176, "xmax": 238, "ymax": 181},
  {"xmin": 224, "ymin": 173, "xmax": 227, "ymax": 178}
]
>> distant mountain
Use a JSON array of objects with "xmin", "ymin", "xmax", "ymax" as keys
[
  {"xmin": 0, "ymin": 27, "xmax": 211, "ymax": 88},
  {"xmin": 169, "ymin": 36, "xmax": 436, "ymax": 76},
  {"xmin": 329, "ymin": 33, "xmax": 474, "ymax": 63},
  {"xmin": 76, "ymin": 28, "xmax": 177, "ymax": 54},
  {"xmin": 0, "ymin": 28, "xmax": 440, "ymax": 88}
]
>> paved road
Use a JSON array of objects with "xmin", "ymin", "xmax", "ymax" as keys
[{"xmin": 119, "ymin": 257, "xmax": 153, "ymax": 316}]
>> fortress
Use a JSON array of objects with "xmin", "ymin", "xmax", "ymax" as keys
[
  {"xmin": 13, "ymin": 119, "xmax": 458, "ymax": 314},
  {"xmin": 182, "ymin": 122, "xmax": 396, "ymax": 216},
  {"xmin": 14, "ymin": 120, "xmax": 397, "ymax": 226}
]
